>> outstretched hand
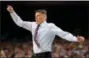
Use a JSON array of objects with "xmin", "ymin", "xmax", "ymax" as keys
[
  {"xmin": 76, "ymin": 36, "xmax": 85, "ymax": 43},
  {"xmin": 7, "ymin": 5, "xmax": 14, "ymax": 13}
]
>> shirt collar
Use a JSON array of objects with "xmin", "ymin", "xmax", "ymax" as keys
[{"xmin": 40, "ymin": 21, "xmax": 47, "ymax": 27}]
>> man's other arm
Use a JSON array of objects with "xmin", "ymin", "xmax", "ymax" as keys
[
  {"xmin": 7, "ymin": 5, "xmax": 32, "ymax": 31},
  {"xmin": 50, "ymin": 23, "xmax": 84, "ymax": 42}
]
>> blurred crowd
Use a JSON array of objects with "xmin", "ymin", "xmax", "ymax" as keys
[
  {"xmin": 0, "ymin": 38, "xmax": 89, "ymax": 58},
  {"xmin": 52, "ymin": 39, "xmax": 89, "ymax": 58}
]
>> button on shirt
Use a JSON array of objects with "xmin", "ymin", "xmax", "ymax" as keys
[{"xmin": 10, "ymin": 12, "xmax": 77, "ymax": 54}]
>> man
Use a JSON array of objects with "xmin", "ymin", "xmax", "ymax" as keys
[{"xmin": 7, "ymin": 5, "xmax": 85, "ymax": 58}]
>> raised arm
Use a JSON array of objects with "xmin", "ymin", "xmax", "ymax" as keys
[
  {"xmin": 7, "ymin": 5, "xmax": 32, "ymax": 31},
  {"xmin": 50, "ymin": 23, "xmax": 85, "ymax": 42}
]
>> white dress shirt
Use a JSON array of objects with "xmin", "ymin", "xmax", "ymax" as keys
[{"xmin": 10, "ymin": 12, "xmax": 77, "ymax": 54}]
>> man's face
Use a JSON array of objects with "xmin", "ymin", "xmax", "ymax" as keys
[{"xmin": 35, "ymin": 12, "xmax": 46, "ymax": 24}]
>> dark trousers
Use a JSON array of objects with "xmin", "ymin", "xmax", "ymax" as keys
[{"xmin": 31, "ymin": 52, "xmax": 52, "ymax": 58}]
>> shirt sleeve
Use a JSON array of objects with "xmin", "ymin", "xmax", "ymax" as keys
[
  {"xmin": 50, "ymin": 23, "xmax": 77, "ymax": 42},
  {"xmin": 10, "ymin": 12, "xmax": 32, "ymax": 31}
]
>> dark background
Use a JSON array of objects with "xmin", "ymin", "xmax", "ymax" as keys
[{"xmin": 1, "ymin": 1, "xmax": 89, "ymax": 42}]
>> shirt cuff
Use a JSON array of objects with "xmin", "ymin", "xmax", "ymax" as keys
[{"xmin": 73, "ymin": 36, "xmax": 78, "ymax": 42}]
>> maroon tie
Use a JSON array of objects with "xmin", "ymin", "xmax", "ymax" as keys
[{"xmin": 34, "ymin": 25, "xmax": 40, "ymax": 48}]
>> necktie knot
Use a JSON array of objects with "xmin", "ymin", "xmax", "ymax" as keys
[
  {"xmin": 36, "ymin": 24, "xmax": 40, "ymax": 31},
  {"xmin": 37, "ymin": 24, "xmax": 40, "ymax": 28}
]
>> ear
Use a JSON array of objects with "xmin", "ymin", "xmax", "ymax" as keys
[{"xmin": 44, "ymin": 15, "xmax": 47, "ymax": 20}]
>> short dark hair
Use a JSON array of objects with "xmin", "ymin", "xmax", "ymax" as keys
[{"xmin": 35, "ymin": 9, "xmax": 47, "ymax": 15}]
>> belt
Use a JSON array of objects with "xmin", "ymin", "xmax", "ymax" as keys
[{"xmin": 34, "ymin": 52, "xmax": 51, "ymax": 56}]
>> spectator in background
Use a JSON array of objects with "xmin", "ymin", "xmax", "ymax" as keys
[
  {"xmin": 24, "ymin": 49, "xmax": 33, "ymax": 58},
  {"xmin": 23, "ymin": 42, "xmax": 33, "ymax": 58},
  {"xmin": 14, "ymin": 44, "xmax": 25, "ymax": 58},
  {"xmin": 0, "ymin": 49, "xmax": 6, "ymax": 58},
  {"xmin": 52, "ymin": 43, "xmax": 62, "ymax": 58}
]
